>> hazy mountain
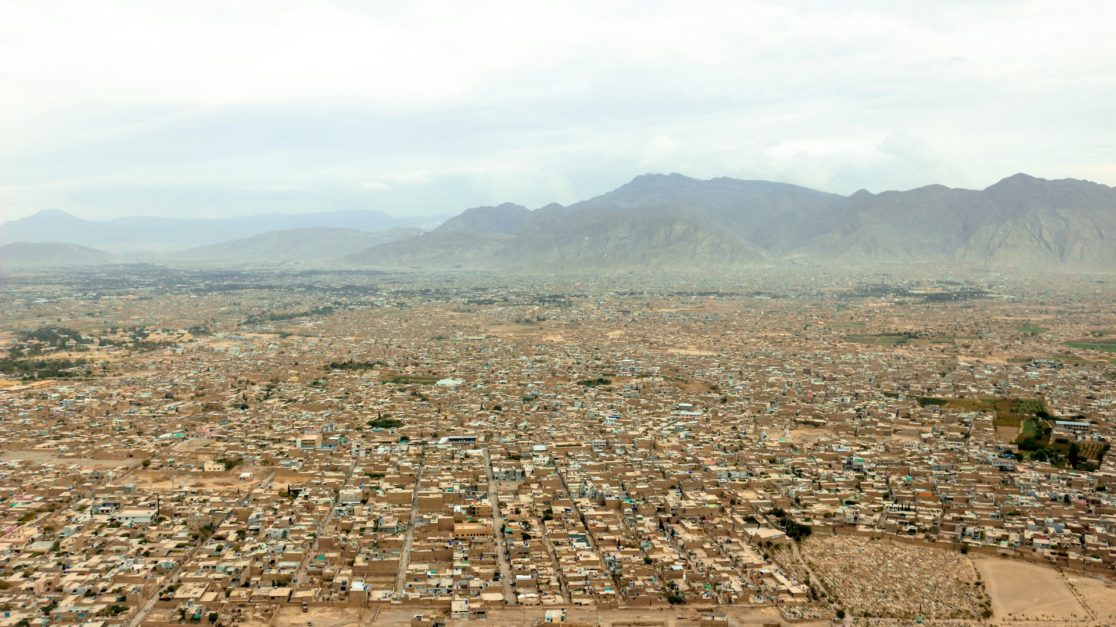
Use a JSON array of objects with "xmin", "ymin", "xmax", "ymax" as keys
[
  {"xmin": 0, "ymin": 209, "xmax": 434, "ymax": 253},
  {"xmin": 165, "ymin": 227, "xmax": 423, "ymax": 266},
  {"xmin": 800, "ymin": 174, "xmax": 1116, "ymax": 267},
  {"xmin": 0, "ymin": 242, "xmax": 116, "ymax": 268},
  {"xmin": 435, "ymin": 203, "xmax": 534, "ymax": 235},
  {"xmin": 7, "ymin": 173, "xmax": 1113, "ymax": 271},
  {"xmin": 347, "ymin": 172, "xmax": 1115, "ymax": 271}
]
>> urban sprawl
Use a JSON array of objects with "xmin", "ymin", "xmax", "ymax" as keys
[{"xmin": 0, "ymin": 268, "xmax": 1114, "ymax": 626}]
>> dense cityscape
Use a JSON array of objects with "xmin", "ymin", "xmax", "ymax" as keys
[{"xmin": 0, "ymin": 268, "xmax": 1113, "ymax": 626}]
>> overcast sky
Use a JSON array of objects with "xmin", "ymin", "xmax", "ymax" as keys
[{"xmin": 2, "ymin": 1, "xmax": 1115, "ymax": 220}]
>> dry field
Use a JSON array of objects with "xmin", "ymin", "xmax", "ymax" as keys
[
  {"xmin": 658, "ymin": 346, "xmax": 717, "ymax": 356},
  {"xmin": 127, "ymin": 469, "xmax": 262, "ymax": 492},
  {"xmin": 270, "ymin": 604, "xmax": 797, "ymax": 626},
  {"xmin": 0, "ymin": 450, "xmax": 140, "ymax": 469},
  {"xmin": 1064, "ymin": 573, "xmax": 1116, "ymax": 621},
  {"xmin": 974, "ymin": 557, "xmax": 1089, "ymax": 623}
]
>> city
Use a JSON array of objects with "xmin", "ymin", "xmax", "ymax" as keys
[{"xmin": 0, "ymin": 268, "xmax": 1112, "ymax": 625}]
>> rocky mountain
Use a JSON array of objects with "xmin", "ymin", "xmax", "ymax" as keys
[
  {"xmin": 345, "ymin": 173, "xmax": 1116, "ymax": 271},
  {"xmin": 165, "ymin": 227, "xmax": 422, "ymax": 265},
  {"xmin": 0, "ymin": 209, "xmax": 432, "ymax": 253},
  {"xmin": 0, "ymin": 242, "xmax": 116, "ymax": 268},
  {"xmin": 801, "ymin": 174, "xmax": 1116, "ymax": 267}
]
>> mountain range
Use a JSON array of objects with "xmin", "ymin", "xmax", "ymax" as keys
[
  {"xmin": 0, "ymin": 209, "xmax": 435, "ymax": 253},
  {"xmin": 2, "ymin": 173, "xmax": 1114, "ymax": 271},
  {"xmin": 347, "ymin": 173, "xmax": 1116, "ymax": 271}
]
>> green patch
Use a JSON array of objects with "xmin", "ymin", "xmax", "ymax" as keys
[
  {"xmin": 1065, "ymin": 341, "xmax": 1116, "ymax": 353},
  {"xmin": 0, "ymin": 357, "xmax": 90, "ymax": 380},
  {"xmin": 920, "ymin": 397, "xmax": 1050, "ymax": 429},
  {"xmin": 1015, "ymin": 324, "xmax": 1047, "ymax": 336},
  {"xmin": 827, "ymin": 321, "xmax": 866, "ymax": 330},
  {"xmin": 326, "ymin": 360, "xmax": 386, "ymax": 371},
  {"xmin": 1019, "ymin": 419, "xmax": 1040, "ymax": 440},
  {"xmin": 577, "ymin": 377, "xmax": 612, "ymax": 387},
  {"xmin": 847, "ymin": 333, "xmax": 912, "ymax": 346}
]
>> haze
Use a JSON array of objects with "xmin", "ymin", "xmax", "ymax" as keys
[{"xmin": 3, "ymin": 0, "xmax": 1116, "ymax": 220}]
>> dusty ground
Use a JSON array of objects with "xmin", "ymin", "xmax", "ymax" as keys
[
  {"xmin": 1064, "ymin": 573, "xmax": 1116, "ymax": 621},
  {"xmin": 993, "ymin": 425, "xmax": 1019, "ymax": 443},
  {"xmin": 272, "ymin": 604, "xmax": 808, "ymax": 626},
  {"xmin": 128, "ymin": 469, "xmax": 262, "ymax": 493},
  {"xmin": 0, "ymin": 450, "xmax": 141, "ymax": 469},
  {"xmin": 974, "ymin": 557, "xmax": 1088, "ymax": 623},
  {"xmin": 658, "ymin": 346, "xmax": 717, "ymax": 356}
]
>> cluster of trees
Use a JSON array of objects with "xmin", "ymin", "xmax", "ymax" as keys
[
  {"xmin": 242, "ymin": 305, "xmax": 335, "ymax": 325},
  {"xmin": 326, "ymin": 359, "xmax": 385, "ymax": 370},
  {"xmin": 0, "ymin": 357, "xmax": 88, "ymax": 380},
  {"xmin": 577, "ymin": 377, "xmax": 612, "ymax": 387},
  {"xmin": 368, "ymin": 417, "xmax": 403, "ymax": 429},
  {"xmin": 768, "ymin": 507, "xmax": 813, "ymax": 542}
]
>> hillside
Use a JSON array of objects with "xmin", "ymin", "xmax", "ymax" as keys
[
  {"xmin": 0, "ymin": 209, "xmax": 431, "ymax": 253},
  {"xmin": 0, "ymin": 242, "xmax": 116, "ymax": 268},
  {"xmin": 166, "ymin": 227, "xmax": 422, "ymax": 265},
  {"xmin": 347, "ymin": 173, "xmax": 1116, "ymax": 271}
]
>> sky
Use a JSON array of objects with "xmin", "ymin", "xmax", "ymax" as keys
[{"xmin": 2, "ymin": 0, "xmax": 1115, "ymax": 221}]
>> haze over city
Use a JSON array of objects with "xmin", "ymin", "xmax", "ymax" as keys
[
  {"xmin": 1, "ymin": 3, "xmax": 1115, "ymax": 627},
  {"xmin": 3, "ymin": 0, "xmax": 1116, "ymax": 221}
]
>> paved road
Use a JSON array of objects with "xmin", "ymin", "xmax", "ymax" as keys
[
  {"xmin": 393, "ymin": 458, "xmax": 425, "ymax": 597},
  {"xmin": 484, "ymin": 448, "xmax": 517, "ymax": 604}
]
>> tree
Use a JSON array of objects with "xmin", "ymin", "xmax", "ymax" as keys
[{"xmin": 1068, "ymin": 442, "xmax": 1080, "ymax": 468}]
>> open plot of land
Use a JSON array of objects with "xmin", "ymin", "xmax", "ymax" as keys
[
  {"xmin": 127, "ymin": 469, "xmax": 262, "ymax": 492},
  {"xmin": 803, "ymin": 535, "xmax": 990, "ymax": 620},
  {"xmin": 272, "ymin": 605, "xmax": 371, "ymax": 627},
  {"xmin": 1064, "ymin": 574, "xmax": 1116, "ymax": 621},
  {"xmin": 273, "ymin": 605, "xmax": 796, "ymax": 626},
  {"xmin": 0, "ymin": 450, "xmax": 141, "ymax": 469},
  {"xmin": 659, "ymin": 346, "xmax": 717, "ymax": 356},
  {"xmin": 974, "ymin": 557, "xmax": 1087, "ymax": 622}
]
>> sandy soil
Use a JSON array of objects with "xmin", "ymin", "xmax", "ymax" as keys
[
  {"xmin": 994, "ymin": 425, "xmax": 1020, "ymax": 443},
  {"xmin": 783, "ymin": 427, "xmax": 834, "ymax": 443},
  {"xmin": 171, "ymin": 437, "xmax": 217, "ymax": 451},
  {"xmin": 974, "ymin": 557, "xmax": 1087, "ymax": 622},
  {"xmin": 1064, "ymin": 573, "xmax": 1116, "ymax": 621},
  {"xmin": 659, "ymin": 347, "xmax": 716, "ymax": 356},
  {"xmin": 274, "ymin": 604, "xmax": 799, "ymax": 626},
  {"xmin": 0, "ymin": 450, "xmax": 140, "ymax": 469},
  {"xmin": 273, "ymin": 606, "xmax": 371, "ymax": 627},
  {"xmin": 128, "ymin": 469, "xmax": 262, "ymax": 492}
]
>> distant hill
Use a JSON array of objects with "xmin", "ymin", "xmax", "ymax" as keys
[
  {"xmin": 0, "ymin": 209, "xmax": 435, "ymax": 253},
  {"xmin": 0, "ymin": 242, "xmax": 116, "ymax": 268},
  {"xmin": 345, "ymin": 173, "xmax": 1116, "ymax": 271},
  {"xmin": 800, "ymin": 174, "xmax": 1116, "ymax": 268},
  {"xmin": 166, "ymin": 227, "xmax": 422, "ymax": 265},
  {"xmin": 8, "ymin": 173, "xmax": 1114, "ymax": 271}
]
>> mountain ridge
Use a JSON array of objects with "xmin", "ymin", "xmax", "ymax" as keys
[
  {"xmin": 346, "ymin": 172, "xmax": 1116, "ymax": 271},
  {"xmin": 5, "ymin": 173, "xmax": 1114, "ymax": 270}
]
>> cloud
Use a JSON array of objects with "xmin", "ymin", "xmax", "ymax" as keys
[{"xmin": 1, "ymin": 1, "xmax": 1114, "ymax": 219}]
